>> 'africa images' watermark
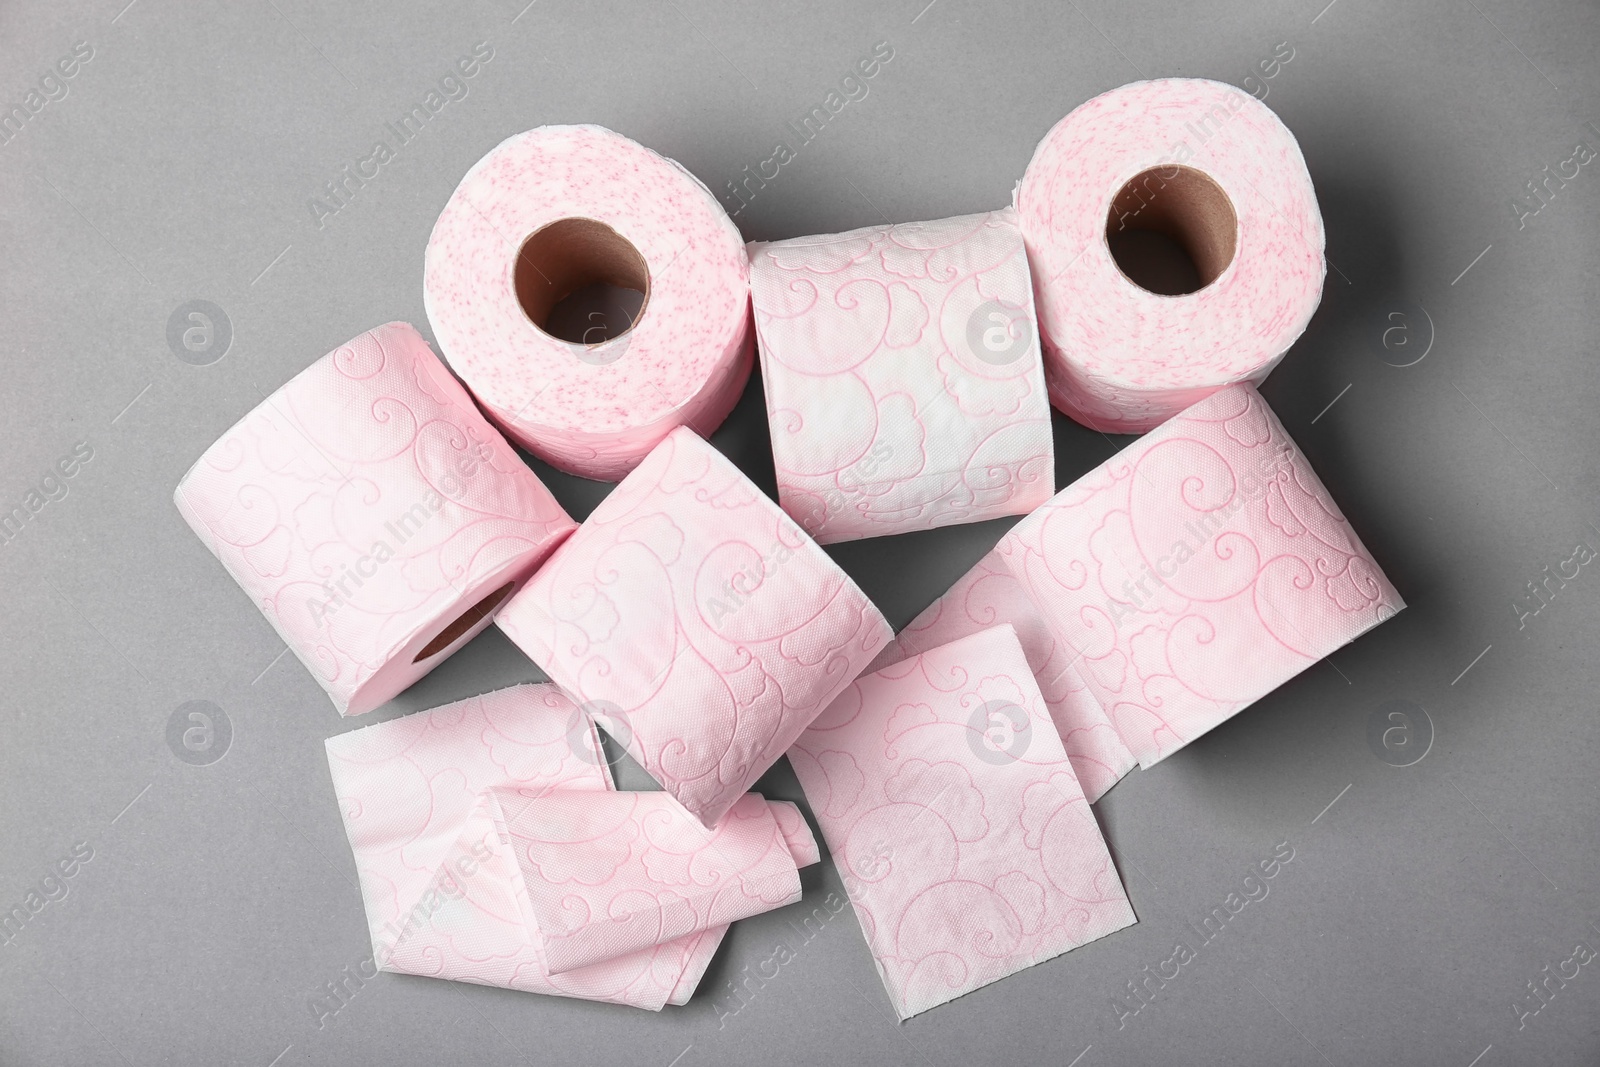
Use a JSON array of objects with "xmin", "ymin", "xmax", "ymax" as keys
[
  {"xmin": 720, "ymin": 41, "xmax": 894, "ymax": 219},
  {"xmin": 1113, "ymin": 840, "xmax": 1295, "ymax": 1030},
  {"xmin": 1101, "ymin": 446, "xmax": 1296, "ymax": 628},
  {"xmin": 307, "ymin": 42, "xmax": 494, "ymax": 230},
  {"xmin": 306, "ymin": 441, "xmax": 499, "ymax": 628}
]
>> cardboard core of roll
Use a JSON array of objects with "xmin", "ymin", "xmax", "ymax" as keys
[
  {"xmin": 412, "ymin": 582, "xmax": 515, "ymax": 662},
  {"xmin": 1107, "ymin": 166, "xmax": 1237, "ymax": 293},
  {"xmin": 514, "ymin": 218, "xmax": 650, "ymax": 344}
]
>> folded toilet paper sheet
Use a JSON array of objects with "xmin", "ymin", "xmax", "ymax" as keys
[
  {"xmin": 790, "ymin": 625, "xmax": 1136, "ymax": 1019},
  {"xmin": 324, "ymin": 683, "xmax": 725, "ymax": 1009},
  {"xmin": 175, "ymin": 323, "xmax": 576, "ymax": 717},
  {"xmin": 748, "ymin": 208, "xmax": 1054, "ymax": 544},
  {"xmin": 498, "ymin": 426, "xmax": 892, "ymax": 829},
  {"xmin": 501, "ymin": 790, "xmax": 816, "ymax": 975},
  {"xmin": 997, "ymin": 384, "xmax": 1404, "ymax": 768}
]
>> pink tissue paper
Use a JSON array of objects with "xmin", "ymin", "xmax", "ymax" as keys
[
  {"xmin": 497, "ymin": 426, "xmax": 893, "ymax": 829},
  {"xmin": 323, "ymin": 683, "xmax": 724, "ymax": 1009},
  {"xmin": 501, "ymin": 790, "xmax": 816, "ymax": 975},
  {"xmin": 867, "ymin": 551, "xmax": 1137, "ymax": 802},
  {"xmin": 748, "ymin": 208, "xmax": 1054, "ymax": 543},
  {"xmin": 790, "ymin": 624, "xmax": 1136, "ymax": 1020},
  {"xmin": 996, "ymin": 383, "xmax": 1404, "ymax": 768},
  {"xmin": 1017, "ymin": 78, "xmax": 1325, "ymax": 432},
  {"xmin": 175, "ymin": 322, "xmax": 575, "ymax": 717},
  {"xmin": 425, "ymin": 124, "xmax": 753, "ymax": 481}
]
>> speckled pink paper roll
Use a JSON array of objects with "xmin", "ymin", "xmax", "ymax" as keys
[
  {"xmin": 497, "ymin": 426, "xmax": 893, "ymax": 829},
  {"xmin": 1017, "ymin": 79, "xmax": 1325, "ymax": 432},
  {"xmin": 996, "ymin": 384, "xmax": 1403, "ymax": 767},
  {"xmin": 175, "ymin": 323, "xmax": 576, "ymax": 717},
  {"xmin": 748, "ymin": 208, "xmax": 1054, "ymax": 544},
  {"xmin": 424, "ymin": 125, "xmax": 753, "ymax": 481}
]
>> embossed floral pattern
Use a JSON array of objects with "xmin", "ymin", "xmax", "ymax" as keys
[
  {"xmin": 323, "ymin": 683, "xmax": 725, "ymax": 1010},
  {"xmin": 867, "ymin": 551, "xmax": 1137, "ymax": 802},
  {"xmin": 175, "ymin": 322, "xmax": 576, "ymax": 716},
  {"xmin": 497, "ymin": 426, "xmax": 893, "ymax": 829},
  {"xmin": 424, "ymin": 125, "xmax": 753, "ymax": 481},
  {"xmin": 790, "ymin": 625, "xmax": 1136, "ymax": 1019},
  {"xmin": 500, "ymin": 790, "xmax": 816, "ymax": 974},
  {"xmin": 996, "ymin": 384, "xmax": 1404, "ymax": 767},
  {"xmin": 748, "ymin": 208, "xmax": 1054, "ymax": 543},
  {"xmin": 1016, "ymin": 79, "xmax": 1325, "ymax": 432}
]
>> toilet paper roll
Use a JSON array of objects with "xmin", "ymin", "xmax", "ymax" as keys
[
  {"xmin": 996, "ymin": 384, "xmax": 1403, "ymax": 768},
  {"xmin": 748, "ymin": 208, "xmax": 1054, "ymax": 544},
  {"xmin": 175, "ymin": 322, "xmax": 576, "ymax": 717},
  {"xmin": 1016, "ymin": 78, "xmax": 1325, "ymax": 432},
  {"xmin": 866, "ymin": 551, "xmax": 1137, "ymax": 802},
  {"xmin": 424, "ymin": 124, "xmax": 754, "ymax": 481},
  {"xmin": 324, "ymin": 684, "xmax": 725, "ymax": 1009},
  {"xmin": 790, "ymin": 625, "xmax": 1136, "ymax": 1020},
  {"xmin": 497, "ymin": 426, "xmax": 893, "ymax": 829}
]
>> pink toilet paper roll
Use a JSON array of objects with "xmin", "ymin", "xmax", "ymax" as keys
[
  {"xmin": 499, "ymin": 790, "xmax": 816, "ymax": 975},
  {"xmin": 497, "ymin": 426, "xmax": 893, "ymax": 829},
  {"xmin": 790, "ymin": 624, "xmax": 1136, "ymax": 1020},
  {"xmin": 996, "ymin": 384, "xmax": 1404, "ymax": 768},
  {"xmin": 323, "ymin": 683, "xmax": 726, "ymax": 1010},
  {"xmin": 867, "ymin": 551, "xmax": 1137, "ymax": 802},
  {"xmin": 424, "ymin": 124, "xmax": 754, "ymax": 481},
  {"xmin": 175, "ymin": 322, "xmax": 576, "ymax": 717},
  {"xmin": 1017, "ymin": 78, "xmax": 1325, "ymax": 432},
  {"xmin": 748, "ymin": 208, "xmax": 1054, "ymax": 543}
]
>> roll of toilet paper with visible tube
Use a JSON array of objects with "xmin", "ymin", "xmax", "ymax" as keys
[
  {"xmin": 996, "ymin": 384, "xmax": 1403, "ymax": 768},
  {"xmin": 748, "ymin": 208, "xmax": 1054, "ymax": 544},
  {"xmin": 174, "ymin": 322, "xmax": 576, "ymax": 717},
  {"xmin": 424, "ymin": 124, "xmax": 754, "ymax": 481},
  {"xmin": 1016, "ymin": 78, "xmax": 1325, "ymax": 432}
]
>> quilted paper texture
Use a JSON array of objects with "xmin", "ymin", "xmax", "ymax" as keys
[
  {"xmin": 498, "ymin": 426, "xmax": 892, "ymax": 828},
  {"xmin": 790, "ymin": 625, "xmax": 1136, "ymax": 1020},
  {"xmin": 749, "ymin": 208, "xmax": 1054, "ymax": 544},
  {"xmin": 996, "ymin": 383, "xmax": 1404, "ymax": 768}
]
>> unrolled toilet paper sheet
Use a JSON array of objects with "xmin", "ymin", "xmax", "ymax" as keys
[{"xmin": 790, "ymin": 625, "xmax": 1136, "ymax": 1020}]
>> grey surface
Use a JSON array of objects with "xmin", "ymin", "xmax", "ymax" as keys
[{"xmin": 1, "ymin": 0, "xmax": 1597, "ymax": 1064}]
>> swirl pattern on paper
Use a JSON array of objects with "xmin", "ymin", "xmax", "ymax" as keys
[
  {"xmin": 749, "ymin": 208, "xmax": 1054, "ymax": 544},
  {"xmin": 174, "ymin": 322, "xmax": 576, "ymax": 716},
  {"xmin": 867, "ymin": 551, "xmax": 1137, "ymax": 801},
  {"xmin": 323, "ymin": 683, "xmax": 724, "ymax": 1009},
  {"xmin": 790, "ymin": 625, "xmax": 1136, "ymax": 1020},
  {"xmin": 497, "ymin": 426, "xmax": 893, "ymax": 828},
  {"xmin": 500, "ymin": 791, "xmax": 815, "ymax": 974},
  {"xmin": 996, "ymin": 384, "xmax": 1403, "ymax": 767}
]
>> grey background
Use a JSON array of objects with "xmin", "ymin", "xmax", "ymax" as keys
[{"xmin": 1, "ymin": 0, "xmax": 1596, "ymax": 1064}]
